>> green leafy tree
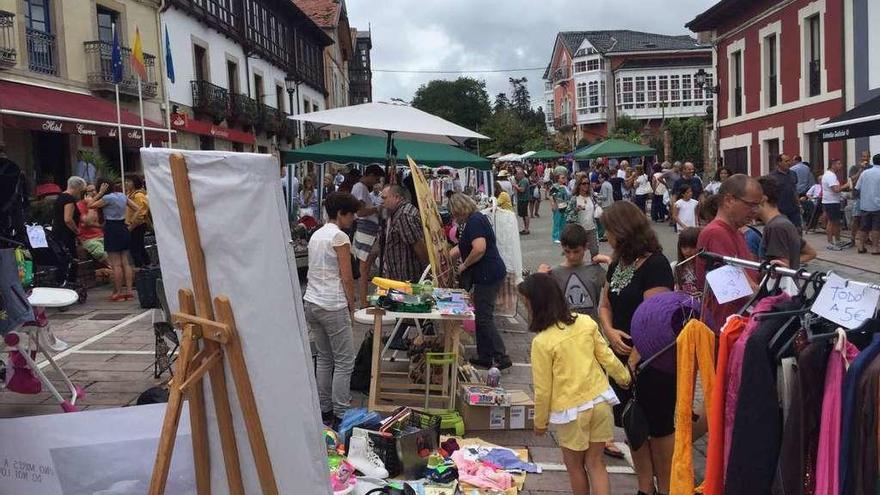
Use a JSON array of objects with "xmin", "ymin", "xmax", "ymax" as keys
[
  {"xmin": 666, "ymin": 117, "xmax": 706, "ymax": 170},
  {"xmin": 493, "ymin": 92, "xmax": 510, "ymax": 113},
  {"xmin": 609, "ymin": 114, "xmax": 643, "ymax": 143},
  {"xmin": 411, "ymin": 77, "xmax": 492, "ymax": 131}
]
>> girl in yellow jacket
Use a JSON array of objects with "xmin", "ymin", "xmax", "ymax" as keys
[{"xmin": 519, "ymin": 273, "xmax": 631, "ymax": 495}]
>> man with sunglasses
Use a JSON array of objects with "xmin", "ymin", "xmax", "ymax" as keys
[{"xmin": 695, "ymin": 174, "xmax": 763, "ymax": 330}]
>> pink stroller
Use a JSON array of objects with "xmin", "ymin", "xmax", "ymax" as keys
[{"xmin": 2, "ymin": 287, "xmax": 85, "ymax": 412}]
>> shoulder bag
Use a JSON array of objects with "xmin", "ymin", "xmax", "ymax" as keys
[{"xmin": 621, "ymin": 339, "xmax": 677, "ymax": 450}]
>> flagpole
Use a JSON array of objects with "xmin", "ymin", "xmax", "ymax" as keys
[
  {"xmin": 137, "ymin": 76, "xmax": 146, "ymax": 148},
  {"xmin": 115, "ymin": 83, "xmax": 126, "ymax": 197}
]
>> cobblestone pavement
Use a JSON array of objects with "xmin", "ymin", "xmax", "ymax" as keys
[{"xmin": 3, "ymin": 199, "xmax": 878, "ymax": 494}]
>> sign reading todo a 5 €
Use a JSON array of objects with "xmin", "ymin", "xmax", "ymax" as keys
[{"xmin": 811, "ymin": 272, "xmax": 880, "ymax": 329}]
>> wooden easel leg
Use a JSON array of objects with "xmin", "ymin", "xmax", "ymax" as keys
[
  {"xmin": 179, "ymin": 290, "xmax": 211, "ymax": 495},
  {"xmin": 368, "ymin": 312, "xmax": 384, "ymax": 410},
  {"xmin": 148, "ymin": 323, "xmax": 200, "ymax": 495},
  {"xmin": 215, "ymin": 297, "xmax": 279, "ymax": 495},
  {"xmin": 170, "ymin": 153, "xmax": 245, "ymax": 495}
]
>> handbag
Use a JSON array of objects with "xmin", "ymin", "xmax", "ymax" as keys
[
  {"xmin": 621, "ymin": 339, "xmax": 677, "ymax": 450},
  {"xmin": 592, "ymin": 197, "xmax": 603, "ymax": 220}
]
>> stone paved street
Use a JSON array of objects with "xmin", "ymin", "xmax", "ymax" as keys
[{"xmin": 3, "ymin": 200, "xmax": 879, "ymax": 494}]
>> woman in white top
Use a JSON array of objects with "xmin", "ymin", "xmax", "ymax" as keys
[
  {"xmin": 704, "ymin": 166, "xmax": 731, "ymax": 196},
  {"xmin": 303, "ymin": 192, "xmax": 360, "ymax": 427},
  {"xmin": 632, "ymin": 165, "xmax": 652, "ymax": 214},
  {"xmin": 572, "ymin": 176, "xmax": 600, "ymax": 257}
]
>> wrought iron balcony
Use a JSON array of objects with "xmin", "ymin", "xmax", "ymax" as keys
[
  {"xmin": 84, "ymin": 41, "xmax": 158, "ymax": 99},
  {"xmin": 552, "ymin": 66, "xmax": 570, "ymax": 85},
  {"xmin": 229, "ymin": 93, "xmax": 259, "ymax": 126},
  {"xmin": 191, "ymin": 80, "xmax": 229, "ymax": 124},
  {"xmin": 280, "ymin": 115, "xmax": 299, "ymax": 144},
  {"xmin": 26, "ymin": 28, "xmax": 56, "ymax": 75},
  {"xmin": 554, "ymin": 113, "xmax": 573, "ymax": 131},
  {"xmin": 258, "ymin": 104, "xmax": 281, "ymax": 136},
  {"xmin": 0, "ymin": 11, "xmax": 15, "ymax": 69}
]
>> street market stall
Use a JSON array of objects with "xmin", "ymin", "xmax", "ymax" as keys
[{"xmin": 572, "ymin": 138, "xmax": 657, "ymax": 160}]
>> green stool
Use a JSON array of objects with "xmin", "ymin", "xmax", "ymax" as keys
[{"xmin": 424, "ymin": 352, "xmax": 466, "ymax": 436}]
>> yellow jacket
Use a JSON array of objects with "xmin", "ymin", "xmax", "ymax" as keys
[
  {"xmin": 530, "ymin": 314, "xmax": 631, "ymax": 429},
  {"xmin": 125, "ymin": 190, "xmax": 150, "ymax": 228}
]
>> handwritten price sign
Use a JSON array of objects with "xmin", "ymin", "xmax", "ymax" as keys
[
  {"xmin": 811, "ymin": 273, "xmax": 880, "ymax": 329},
  {"xmin": 706, "ymin": 265, "xmax": 754, "ymax": 304}
]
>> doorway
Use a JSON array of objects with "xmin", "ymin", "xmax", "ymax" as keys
[
  {"xmin": 723, "ymin": 146, "xmax": 749, "ymax": 175},
  {"xmin": 31, "ymin": 131, "xmax": 68, "ymax": 185}
]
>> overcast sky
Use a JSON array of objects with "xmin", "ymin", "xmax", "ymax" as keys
[{"xmin": 346, "ymin": 0, "xmax": 717, "ymax": 113}]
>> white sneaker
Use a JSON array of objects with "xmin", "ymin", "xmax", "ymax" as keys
[{"xmin": 347, "ymin": 430, "xmax": 389, "ymax": 479}]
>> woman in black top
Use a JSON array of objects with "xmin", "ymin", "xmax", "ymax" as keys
[
  {"xmin": 597, "ymin": 201, "xmax": 675, "ymax": 495},
  {"xmin": 447, "ymin": 193, "xmax": 511, "ymax": 370}
]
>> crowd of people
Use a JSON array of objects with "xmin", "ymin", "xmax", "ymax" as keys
[{"xmin": 50, "ymin": 169, "xmax": 150, "ymax": 302}]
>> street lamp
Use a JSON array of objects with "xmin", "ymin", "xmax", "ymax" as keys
[
  {"xmin": 694, "ymin": 68, "xmax": 719, "ymax": 94},
  {"xmin": 285, "ymin": 73, "xmax": 302, "ymax": 148}
]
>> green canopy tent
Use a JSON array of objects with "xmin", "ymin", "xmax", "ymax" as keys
[
  {"xmin": 572, "ymin": 139, "xmax": 656, "ymax": 160},
  {"xmin": 528, "ymin": 149, "xmax": 563, "ymax": 160},
  {"xmin": 281, "ymin": 134, "xmax": 490, "ymax": 170}
]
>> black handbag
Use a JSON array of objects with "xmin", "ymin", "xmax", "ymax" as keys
[{"xmin": 621, "ymin": 339, "xmax": 677, "ymax": 450}]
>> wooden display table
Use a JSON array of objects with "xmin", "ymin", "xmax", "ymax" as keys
[{"xmin": 366, "ymin": 307, "xmax": 474, "ymax": 412}]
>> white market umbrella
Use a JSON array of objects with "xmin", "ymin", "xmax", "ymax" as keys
[
  {"xmin": 486, "ymin": 152, "xmax": 504, "ymax": 160},
  {"xmin": 288, "ymin": 101, "xmax": 488, "ymax": 145},
  {"xmin": 519, "ymin": 151, "xmax": 537, "ymax": 160},
  {"xmin": 497, "ymin": 153, "xmax": 522, "ymax": 162}
]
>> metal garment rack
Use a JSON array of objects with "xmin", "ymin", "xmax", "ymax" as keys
[{"xmin": 699, "ymin": 251, "xmax": 880, "ymax": 291}]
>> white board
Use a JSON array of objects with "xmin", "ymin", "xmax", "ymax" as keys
[
  {"xmin": 141, "ymin": 148, "xmax": 330, "ymax": 495},
  {"xmin": 0, "ymin": 403, "xmax": 194, "ymax": 494}
]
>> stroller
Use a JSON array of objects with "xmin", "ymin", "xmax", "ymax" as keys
[{"xmin": 28, "ymin": 225, "xmax": 87, "ymax": 304}]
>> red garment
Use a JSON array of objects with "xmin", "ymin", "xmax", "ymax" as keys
[
  {"xmin": 536, "ymin": 163, "xmax": 545, "ymax": 178},
  {"xmin": 695, "ymin": 218, "xmax": 756, "ymax": 331},
  {"xmin": 703, "ymin": 315, "xmax": 747, "ymax": 495},
  {"xmin": 76, "ymin": 200, "xmax": 103, "ymax": 241}
]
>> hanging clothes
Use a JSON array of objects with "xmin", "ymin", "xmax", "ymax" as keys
[
  {"xmin": 773, "ymin": 337, "xmax": 831, "ymax": 495},
  {"xmin": 723, "ymin": 294, "xmax": 791, "ymax": 479},
  {"xmin": 704, "ymin": 315, "xmax": 748, "ymax": 495},
  {"xmin": 482, "ymin": 205, "xmax": 523, "ymax": 284},
  {"xmin": 814, "ymin": 330, "xmax": 859, "ymax": 495},
  {"xmin": 840, "ymin": 334, "xmax": 880, "ymax": 495},
  {"xmin": 850, "ymin": 353, "xmax": 880, "ymax": 495},
  {"xmin": 726, "ymin": 297, "xmax": 798, "ymax": 495},
  {"xmin": 669, "ymin": 318, "xmax": 715, "ymax": 495}
]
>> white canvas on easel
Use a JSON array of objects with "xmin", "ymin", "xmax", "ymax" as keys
[{"xmin": 142, "ymin": 148, "xmax": 330, "ymax": 494}]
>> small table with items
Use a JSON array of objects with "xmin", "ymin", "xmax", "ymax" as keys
[{"xmin": 366, "ymin": 288, "xmax": 474, "ymax": 413}]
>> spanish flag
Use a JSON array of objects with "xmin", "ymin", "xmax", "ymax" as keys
[{"xmin": 131, "ymin": 27, "xmax": 147, "ymax": 80}]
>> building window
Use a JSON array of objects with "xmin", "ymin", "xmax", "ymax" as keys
[
  {"xmin": 227, "ymin": 60, "xmax": 238, "ymax": 93},
  {"xmin": 303, "ymin": 97, "xmax": 310, "ymax": 113},
  {"xmin": 703, "ymin": 74, "xmax": 714, "ymax": 105},
  {"xmin": 646, "ymin": 76, "xmax": 657, "ymax": 108},
  {"xmin": 574, "ymin": 61, "xmax": 587, "ymax": 73},
  {"xmin": 658, "ymin": 75, "xmax": 669, "ymax": 105},
  {"xmin": 633, "ymin": 76, "xmax": 645, "ymax": 108},
  {"xmin": 620, "ymin": 77, "xmax": 634, "ymax": 109},
  {"xmin": 194, "ymin": 44, "xmax": 208, "ymax": 82},
  {"xmin": 807, "ymin": 15, "xmax": 821, "ymax": 97},
  {"xmin": 669, "ymin": 75, "xmax": 681, "ymax": 107},
  {"xmin": 275, "ymin": 84, "xmax": 284, "ymax": 111},
  {"xmin": 732, "ymin": 50, "xmax": 743, "ymax": 116},
  {"xmin": 312, "ymin": 102, "xmax": 318, "ymax": 112},
  {"xmin": 254, "ymin": 73, "xmax": 263, "ymax": 102},
  {"xmin": 765, "ymin": 33, "xmax": 778, "ymax": 107},
  {"xmin": 546, "ymin": 100, "xmax": 554, "ymax": 122},
  {"xmin": 681, "ymin": 74, "xmax": 692, "ymax": 106},
  {"xmin": 544, "ymin": 81, "xmax": 553, "ymax": 92},
  {"xmin": 586, "ymin": 47, "xmax": 597, "ymax": 55},
  {"xmin": 576, "ymin": 82, "xmax": 588, "ymax": 109},
  {"xmin": 586, "ymin": 58, "xmax": 602, "ymax": 71},
  {"xmin": 97, "ymin": 6, "xmax": 118, "ymax": 45},
  {"xmin": 24, "ymin": 0, "xmax": 50, "ymax": 33}
]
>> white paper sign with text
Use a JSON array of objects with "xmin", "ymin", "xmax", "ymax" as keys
[
  {"xmin": 26, "ymin": 225, "xmax": 48, "ymax": 249},
  {"xmin": 811, "ymin": 272, "xmax": 880, "ymax": 329},
  {"xmin": 706, "ymin": 265, "xmax": 754, "ymax": 304}
]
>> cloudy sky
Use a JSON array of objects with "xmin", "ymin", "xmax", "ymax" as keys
[{"xmin": 346, "ymin": 0, "xmax": 717, "ymax": 111}]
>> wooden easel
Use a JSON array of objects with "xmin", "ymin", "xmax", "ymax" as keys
[{"xmin": 148, "ymin": 154, "xmax": 278, "ymax": 495}]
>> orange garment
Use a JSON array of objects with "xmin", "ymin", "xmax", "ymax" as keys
[
  {"xmin": 670, "ymin": 319, "xmax": 716, "ymax": 495},
  {"xmin": 702, "ymin": 315, "xmax": 748, "ymax": 495}
]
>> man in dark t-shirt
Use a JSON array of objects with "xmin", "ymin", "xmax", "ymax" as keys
[
  {"xmin": 756, "ymin": 176, "xmax": 816, "ymax": 269},
  {"xmin": 769, "ymin": 153, "xmax": 802, "ymax": 230}
]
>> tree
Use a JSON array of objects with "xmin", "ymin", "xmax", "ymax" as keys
[
  {"xmin": 493, "ymin": 92, "xmax": 510, "ymax": 113},
  {"xmin": 666, "ymin": 117, "xmax": 706, "ymax": 169},
  {"xmin": 411, "ymin": 77, "xmax": 492, "ymax": 131},
  {"xmin": 609, "ymin": 114, "xmax": 643, "ymax": 143}
]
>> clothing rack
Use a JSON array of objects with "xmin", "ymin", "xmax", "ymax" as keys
[{"xmin": 698, "ymin": 251, "xmax": 880, "ymax": 291}]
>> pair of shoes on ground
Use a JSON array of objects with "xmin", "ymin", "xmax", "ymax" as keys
[{"xmin": 468, "ymin": 356, "xmax": 512, "ymax": 371}]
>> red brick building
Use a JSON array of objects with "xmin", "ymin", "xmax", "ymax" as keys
[
  {"xmin": 543, "ymin": 30, "xmax": 712, "ymax": 149},
  {"xmin": 688, "ymin": 0, "xmax": 846, "ymax": 176}
]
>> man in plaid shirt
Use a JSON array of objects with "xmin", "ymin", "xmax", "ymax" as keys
[{"xmin": 381, "ymin": 185, "xmax": 429, "ymax": 282}]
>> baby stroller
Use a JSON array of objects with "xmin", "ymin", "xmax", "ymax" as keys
[{"xmin": 28, "ymin": 225, "xmax": 87, "ymax": 304}]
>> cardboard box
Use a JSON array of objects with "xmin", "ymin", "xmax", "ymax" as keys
[
  {"xmin": 456, "ymin": 387, "xmax": 536, "ymax": 431},
  {"xmin": 460, "ymin": 384, "xmax": 511, "ymax": 406}
]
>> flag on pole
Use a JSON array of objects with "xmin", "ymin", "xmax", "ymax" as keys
[
  {"xmin": 131, "ymin": 27, "xmax": 147, "ymax": 81},
  {"xmin": 111, "ymin": 24, "xmax": 123, "ymax": 84},
  {"xmin": 165, "ymin": 27, "xmax": 175, "ymax": 84}
]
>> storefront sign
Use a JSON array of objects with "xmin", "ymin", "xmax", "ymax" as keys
[
  {"xmin": 40, "ymin": 120, "xmax": 63, "ymax": 133},
  {"xmin": 75, "ymin": 124, "xmax": 97, "ymax": 136},
  {"xmin": 170, "ymin": 113, "xmax": 256, "ymax": 145}
]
